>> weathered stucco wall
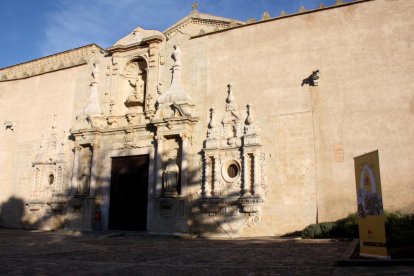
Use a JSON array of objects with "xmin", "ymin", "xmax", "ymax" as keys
[{"xmin": 0, "ymin": 65, "xmax": 87, "ymax": 227}]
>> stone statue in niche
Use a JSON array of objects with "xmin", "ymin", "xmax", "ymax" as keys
[
  {"xmin": 77, "ymin": 148, "xmax": 92, "ymax": 196},
  {"xmin": 162, "ymin": 158, "xmax": 179, "ymax": 197},
  {"xmin": 127, "ymin": 77, "xmax": 144, "ymax": 102}
]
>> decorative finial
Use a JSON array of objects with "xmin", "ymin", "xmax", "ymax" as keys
[
  {"xmin": 244, "ymin": 104, "xmax": 256, "ymax": 136},
  {"xmin": 208, "ymin": 107, "xmax": 216, "ymax": 129},
  {"xmin": 299, "ymin": 6, "xmax": 306, "ymax": 13},
  {"xmin": 280, "ymin": 10, "xmax": 286, "ymax": 17},
  {"xmin": 318, "ymin": 4, "xmax": 325, "ymax": 9},
  {"xmin": 225, "ymin": 84, "xmax": 236, "ymax": 112},
  {"xmin": 245, "ymin": 104, "xmax": 253, "ymax": 125},
  {"xmin": 261, "ymin": 11, "xmax": 270, "ymax": 21},
  {"xmin": 226, "ymin": 84, "xmax": 233, "ymax": 103},
  {"xmin": 207, "ymin": 107, "xmax": 217, "ymax": 139},
  {"xmin": 335, "ymin": 0, "xmax": 345, "ymax": 5},
  {"xmin": 172, "ymin": 45, "xmax": 182, "ymax": 67},
  {"xmin": 192, "ymin": 2, "xmax": 198, "ymax": 11}
]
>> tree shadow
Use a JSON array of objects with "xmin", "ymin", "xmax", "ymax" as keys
[{"xmin": 1, "ymin": 132, "xmax": 265, "ymax": 239}]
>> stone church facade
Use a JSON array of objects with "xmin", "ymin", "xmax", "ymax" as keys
[{"xmin": 0, "ymin": 0, "xmax": 413, "ymax": 237}]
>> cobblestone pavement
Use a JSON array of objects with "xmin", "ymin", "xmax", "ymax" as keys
[{"xmin": 0, "ymin": 229, "xmax": 412, "ymax": 275}]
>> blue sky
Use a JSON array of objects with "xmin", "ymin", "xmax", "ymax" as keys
[{"xmin": 0, "ymin": 0, "xmax": 345, "ymax": 68}]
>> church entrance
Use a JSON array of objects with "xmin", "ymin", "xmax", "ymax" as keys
[{"xmin": 108, "ymin": 155, "xmax": 149, "ymax": 231}]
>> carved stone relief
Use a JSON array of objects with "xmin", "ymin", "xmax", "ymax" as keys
[
  {"xmin": 28, "ymin": 119, "xmax": 67, "ymax": 212},
  {"xmin": 199, "ymin": 85, "xmax": 268, "ymax": 230}
]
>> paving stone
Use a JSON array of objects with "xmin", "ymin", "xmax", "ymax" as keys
[{"xmin": 0, "ymin": 229, "xmax": 412, "ymax": 275}]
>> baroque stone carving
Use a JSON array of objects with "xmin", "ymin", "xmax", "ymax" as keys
[
  {"xmin": 85, "ymin": 63, "xmax": 102, "ymax": 116},
  {"xmin": 123, "ymin": 58, "xmax": 147, "ymax": 114},
  {"xmin": 199, "ymin": 85, "xmax": 268, "ymax": 230},
  {"xmin": 157, "ymin": 45, "xmax": 191, "ymax": 105},
  {"xmin": 28, "ymin": 118, "xmax": 67, "ymax": 212}
]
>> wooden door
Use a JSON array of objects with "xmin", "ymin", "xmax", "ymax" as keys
[{"xmin": 108, "ymin": 155, "xmax": 149, "ymax": 231}]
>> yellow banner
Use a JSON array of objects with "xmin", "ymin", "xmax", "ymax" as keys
[{"xmin": 354, "ymin": 150, "xmax": 388, "ymax": 258}]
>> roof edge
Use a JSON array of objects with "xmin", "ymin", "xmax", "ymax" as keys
[
  {"xmin": 0, "ymin": 44, "xmax": 105, "ymax": 82},
  {"xmin": 191, "ymin": 0, "xmax": 374, "ymax": 39}
]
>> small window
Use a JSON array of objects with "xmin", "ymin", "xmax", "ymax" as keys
[
  {"xmin": 222, "ymin": 160, "xmax": 241, "ymax": 182},
  {"xmin": 227, "ymin": 164, "xmax": 239, "ymax": 178}
]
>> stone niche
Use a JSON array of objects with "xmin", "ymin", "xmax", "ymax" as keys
[
  {"xmin": 65, "ymin": 143, "xmax": 97, "ymax": 231},
  {"xmin": 152, "ymin": 121, "xmax": 196, "ymax": 233},
  {"xmin": 123, "ymin": 58, "xmax": 147, "ymax": 114},
  {"xmin": 198, "ymin": 85, "xmax": 268, "ymax": 236}
]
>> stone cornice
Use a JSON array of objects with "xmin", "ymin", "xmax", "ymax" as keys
[{"xmin": 0, "ymin": 44, "xmax": 105, "ymax": 82}]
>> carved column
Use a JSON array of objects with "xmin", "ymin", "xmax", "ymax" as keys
[
  {"xmin": 155, "ymin": 136, "xmax": 164, "ymax": 196},
  {"xmin": 180, "ymin": 134, "xmax": 188, "ymax": 196},
  {"xmin": 213, "ymin": 155, "xmax": 219, "ymax": 196},
  {"xmin": 202, "ymin": 153, "xmax": 209, "ymax": 197},
  {"xmin": 251, "ymin": 153, "xmax": 257, "ymax": 195},
  {"xmin": 89, "ymin": 143, "xmax": 100, "ymax": 197},
  {"xmin": 70, "ymin": 146, "xmax": 82, "ymax": 196},
  {"xmin": 145, "ymin": 63, "xmax": 157, "ymax": 116}
]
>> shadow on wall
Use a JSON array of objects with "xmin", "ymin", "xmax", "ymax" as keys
[
  {"xmin": 0, "ymin": 194, "xmax": 71, "ymax": 230},
  {"xmin": 0, "ymin": 197, "xmax": 25, "ymax": 228},
  {"xmin": 0, "ymin": 155, "xmax": 254, "ymax": 238}
]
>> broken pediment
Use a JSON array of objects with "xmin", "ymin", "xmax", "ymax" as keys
[{"xmin": 112, "ymin": 27, "xmax": 165, "ymax": 47}]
